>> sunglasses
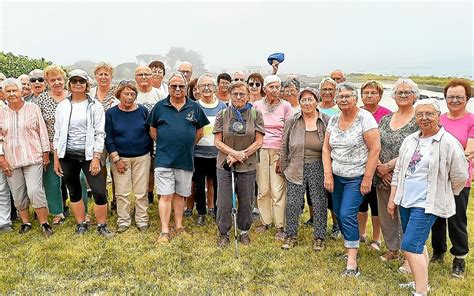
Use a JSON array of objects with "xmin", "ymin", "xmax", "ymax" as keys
[
  {"xmin": 29, "ymin": 77, "xmax": 45, "ymax": 83},
  {"xmin": 70, "ymin": 77, "xmax": 87, "ymax": 85},
  {"xmin": 169, "ymin": 84, "xmax": 187, "ymax": 90},
  {"xmin": 234, "ymin": 78, "xmax": 245, "ymax": 82},
  {"xmin": 248, "ymin": 82, "xmax": 261, "ymax": 88}
]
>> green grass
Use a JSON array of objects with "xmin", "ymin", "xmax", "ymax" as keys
[{"xmin": 1, "ymin": 193, "xmax": 473, "ymax": 295}]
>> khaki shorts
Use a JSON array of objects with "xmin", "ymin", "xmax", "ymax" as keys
[{"xmin": 154, "ymin": 167, "xmax": 193, "ymax": 197}]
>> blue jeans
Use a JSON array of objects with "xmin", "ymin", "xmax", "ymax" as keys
[
  {"xmin": 399, "ymin": 206, "xmax": 437, "ymax": 254},
  {"xmin": 332, "ymin": 175, "xmax": 364, "ymax": 248}
]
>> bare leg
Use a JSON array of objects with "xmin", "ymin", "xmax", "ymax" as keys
[
  {"xmin": 371, "ymin": 216, "xmax": 382, "ymax": 242},
  {"xmin": 173, "ymin": 194, "xmax": 185, "ymax": 229},
  {"xmin": 34, "ymin": 207, "xmax": 49, "ymax": 224},
  {"xmin": 405, "ymin": 248, "xmax": 429, "ymax": 295},
  {"xmin": 19, "ymin": 209, "xmax": 31, "ymax": 224},
  {"xmin": 70, "ymin": 200, "xmax": 86, "ymax": 223},
  {"xmin": 94, "ymin": 204, "xmax": 107, "ymax": 224},
  {"xmin": 347, "ymin": 248, "xmax": 358, "ymax": 269},
  {"xmin": 159, "ymin": 194, "xmax": 173, "ymax": 233},
  {"xmin": 358, "ymin": 212, "xmax": 368, "ymax": 238}
]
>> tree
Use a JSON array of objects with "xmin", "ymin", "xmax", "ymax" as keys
[
  {"xmin": 165, "ymin": 47, "xmax": 206, "ymax": 75},
  {"xmin": 0, "ymin": 51, "xmax": 53, "ymax": 78}
]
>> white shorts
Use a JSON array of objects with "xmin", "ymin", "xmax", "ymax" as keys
[{"xmin": 154, "ymin": 167, "xmax": 193, "ymax": 197}]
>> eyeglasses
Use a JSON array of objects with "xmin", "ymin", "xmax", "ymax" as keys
[
  {"xmin": 119, "ymin": 80, "xmax": 137, "ymax": 87},
  {"xmin": 199, "ymin": 83, "xmax": 214, "ymax": 90},
  {"xmin": 335, "ymin": 95, "xmax": 354, "ymax": 101},
  {"xmin": 135, "ymin": 73, "xmax": 152, "ymax": 78},
  {"xmin": 320, "ymin": 88, "xmax": 335, "ymax": 93},
  {"xmin": 283, "ymin": 89, "xmax": 298, "ymax": 95},
  {"xmin": 70, "ymin": 78, "xmax": 87, "ymax": 85},
  {"xmin": 300, "ymin": 97, "xmax": 316, "ymax": 104},
  {"xmin": 231, "ymin": 92, "xmax": 248, "ymax": 99},
  {"xmin": 169, "ymin": 84, "xmax": 187, "ymax": 91},
  {"xmin": 266, "ymin": 85, "xmax": 280, "ymax": 91},
  {"xmin": 234, "ymin": 78, "xmax": 244, "ymax": 82},
  {"xmin": 248, "ymin": 82, "xmax": 261, "ymax": 88},
  {"xmin": 29, "ymin": 77, "xmax": 44, "ymax": 83},
  {"xmin": 415, "ymin": 112, "xmax": 438, "ymax": 119},
  {"xmin": 446, "ymin": 95, "xmax": 466, "ymax": 102},
  {"xmin": 362, "ymin": 91, "xmax": 379, "ymax": 97},
  {"xmin": 395, "ymin": 90, "xmax": 414, "ymax": 97}
]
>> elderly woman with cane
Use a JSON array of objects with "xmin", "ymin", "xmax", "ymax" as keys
[
  {"xmin": 388, "ymin": 99, "xmax": 468, "ymax": 295},
  {"xmin": 213, "ymin": 81, "xmax": 264, "ymax": 247}
]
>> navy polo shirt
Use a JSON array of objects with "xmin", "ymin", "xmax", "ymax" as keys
[{"xmin": 147, "ymin": 96, "xmax": 210, "ymax": 171}]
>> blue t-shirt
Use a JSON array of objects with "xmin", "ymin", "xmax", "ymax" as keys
[
  {"xmin": 147, "ymin": 96, "xmax": 210, "ymax": 171},
  {"xmin": 194, "ymin": 99, "xmax": 227, "ymax": 158},
  {"xmin": 105, "ymin": 105, "xmax": 153, "ymax": 157}
]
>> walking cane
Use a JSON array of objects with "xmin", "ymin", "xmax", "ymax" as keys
[{"xmin": 224, "ymin": 162, "xmax": 239, "ymax": 258}]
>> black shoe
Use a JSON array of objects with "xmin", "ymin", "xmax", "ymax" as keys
[
  {"xmin": 208, "ymin": 208, "xmax": 216, "ymax": 218},
  {"xmin": 430, "ymin": 252, "xmax": 445, "ymax": 263},
  {"xmin": 75, "ymin": 222, "xmax": 88, "ymax": 235},
  {"xmin": 341, "ymin": 266, "xmax": 360, "ymax": 277},
  {"xmin": 97, "ymin": 224, "xmax": 114, "ymax": 238},
  {"xmin": 196, "ymin": 215, "xmax": 206, "ymax": 226},
  {"xmin": 41, "ymin": 223, "xmax": 53, "ymax": 238},
  {"xmin": 239, "ymin": 232, "xmax": 251, "ymax": 245},
  {"xmin": 148, "ymin": 192, "xmax": 154, "ymax": 204},
  {"xmin": 451, "ymin": 258, "xmax": 465, "ymax": 278},
  {"xmin": 19, "ymin": 223, "xmax": 32, "ymax": 234}
]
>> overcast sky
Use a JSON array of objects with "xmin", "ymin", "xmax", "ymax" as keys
[{"xmin": 0, "ymin": 0, "xmax": 472, "ymax": 77}]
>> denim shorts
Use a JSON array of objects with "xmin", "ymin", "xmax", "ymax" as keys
[{"xmin": 399, "ymin": 206, "xmax": 437, "ymax": 254}]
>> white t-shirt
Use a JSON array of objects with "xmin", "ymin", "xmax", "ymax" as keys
[
  {"xmin": 156, "ymin": 82, "xmax": 168, "ymax": 98},
  {"xmin": 401, "ymin": 136, "xmax": 434, "ymax": 208},
  {"xmin": 136, "ymin": 87, "xmax": 164, "ymax": 112},
  {"xmin": 327, "ymin": 108, "xmax": 378, "ymax": 178},
  {"xmin": 67, "ymin": 100, "xmax": 88, "ymax": 150}
]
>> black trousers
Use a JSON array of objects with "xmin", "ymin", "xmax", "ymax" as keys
[
  {"xmin": 193, "ymin": 157, "xmax": 217, "ymax": 215},
  {"xmin": 60, "ymin": 154, "xmax": 107, "ymax": 206},
  {"xmin": 431, "ymin": 187, "xmax": 470, "ymax": 256}
]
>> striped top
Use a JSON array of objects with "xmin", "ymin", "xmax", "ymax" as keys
[{"xmin": 0, "ymin": 102, "xmax": 50, "ymax": 168}]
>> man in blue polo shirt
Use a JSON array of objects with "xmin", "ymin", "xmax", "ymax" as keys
[{"xmin": 148, "ymin": 72, "xmax": 209, "ymax": 244}]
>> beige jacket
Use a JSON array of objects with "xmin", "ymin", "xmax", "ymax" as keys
[
  {"xmin": 391, "ymin": 127, "xmax": 468, "ymax": 218},
  {"xmin": 280, "ymin": 110, "xmax": 330, "ymax": 185}
]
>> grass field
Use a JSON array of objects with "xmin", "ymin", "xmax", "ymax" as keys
[{"xmin": 1, "ymin": 192, "xmax": 473, "ymax": 295}]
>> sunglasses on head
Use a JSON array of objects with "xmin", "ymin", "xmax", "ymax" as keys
[
  {"xmin": 248, "ymin": 82, "xmax": 261, "ymax": 88},
  {"xmin": 70, "ymin": 77, "xmax": 87, "ymax": 84},
  {"xmin": 29, "ymin": 77, "xmax": 44, "ymax": 83}
]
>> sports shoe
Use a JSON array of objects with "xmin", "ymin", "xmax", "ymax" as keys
[
  {"xmin": 255, "ymin": 224, "xmax": 270, "ymax": 233},
  {"xmin": 313, "ymin": 238, "xmax": 325, "ymax": 252},
  {"xmin": 97, "ymin": 224, "xmax": 114, "ymax": 238},
  {"xmin": 430, "ymin": 252, "xmax": 445, "ymax": 263},
  {"xmin": 196, "ymin": 215, "xmax": 206, "ymax": 226},
  {"xmin": 0, "ymin": 224, "xmax": 13, "ymax": 233},
  {"xmin": 399, "ymin": 281, "xmax": 431, "ymax": 292},
  {"xmin": 19, "ymin": 223, "xmax": 32, "ymax": 234},
  {"xmin": 158, "ymin": 232, "xmax": 171, "ymax": 244},
  {"xmin": 41, "ymin": 223, "xmax": 53, "ymax": 238},
  {"xmin": 380, "ymin": 250, "xmax": 400, "ymax": 262},
  {"xmin": 451, "ymin": 258, "xmax": 465, "ymax": 279},
  {"xmin": 398, "ymin": 258, "xmax": 412, "ymax": 274},
  {"xmin": 341, "ymin": 266, "xmax": 360, "ymax": 277},
  {"xmin": 75, "ymin": 222, "xmax": 88, "ymax": 235},
  {"xmin": 208, "ymin": 208, "xmax": 216, "ymax": 218},
  {"xmin": 183, "ymin": 208, "xmax": 193, "ymax": 218},
  {"xmin": 116, "ymin": 225, "xmax": 129, "ymax": 233},
  {"xmin": 137, "ymin": 225, "xmax": 149, "ymax": 232},
  {"xmin": 331, "ymin": 225, "xmax": 341, "ymax": 239},
  {"xmin": 275, "ymin": 228, "xmax": 285, "ymax": 241},
  {"xmin": 217, "ymin": 233, "xmax": 230, "ymax": 248},
  {"xmin": 239, "ymin": 232, "xmax": 251, "ymax": 245},
  {"xmin": 281, "ymin": 236, "xmax": 297, "ymax": 250}
]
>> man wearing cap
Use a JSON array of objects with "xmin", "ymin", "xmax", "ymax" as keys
[
  {"xmin": 24, "ymin": 69, "xmax": 46, "ymax": 102},
  {"xmin": 253, "ymin": 75, "xmax": 293, "ymax": 241},
  {"xmin": 147, "ymin": 72, "xmax": 209, "ymax": 244},
  {"xmin": 330, "ymin": 70, "xmax": 346, "ymax": 84}
]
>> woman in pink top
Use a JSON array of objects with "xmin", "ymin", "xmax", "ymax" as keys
[
  {"xmin": 359, "ymin": 80, "xmax": 392, "ymax": 251},
  {"xmin": 253, "ymin": 75, "xmax": 293, "ymax": 240},
  {"xmin": 430, "ymin": 79, "xmax": 473, "ymax": 279},
  {"xmin": 0, "ymin": 78, "xmax": 52, "ymax": 237}
]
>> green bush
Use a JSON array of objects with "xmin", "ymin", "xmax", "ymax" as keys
[{"xmin": 0, "ymin": 51, "xmax": 53, "ymax": 78}]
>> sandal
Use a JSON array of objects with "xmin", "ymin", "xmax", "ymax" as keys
[
  {"xmin": 368, "ymin": 240, "xmax": 381, "ymax": 251},
  {"xmin": 52, "ymin": 214, "xmax": 65, "ymax": 225}
]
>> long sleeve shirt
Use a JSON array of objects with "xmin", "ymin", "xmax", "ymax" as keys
[{"xmin": 0, "ymin": 102, "xmax": 50, "ymax": 168}]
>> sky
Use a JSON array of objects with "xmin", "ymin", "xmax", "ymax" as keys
[{"xmin": 0, "ymin": 0, "xmax": 473, "ymax": 77}]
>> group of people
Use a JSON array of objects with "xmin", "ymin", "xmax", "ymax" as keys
[{"xmin": 0, "ymin": 63, "xmax": 472, "ymax": 295}]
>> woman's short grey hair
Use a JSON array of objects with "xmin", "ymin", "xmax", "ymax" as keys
[
  {"xmin": 197, "ymin": 73, "xmax": 216, "ymax": 87},
  {"xmin": 335, "ymin": 82, "xmax": 359, "ymax": 99},
  {"xmin": 318, "ymin": 77, "xmax": 337, "ymax": 90},
  {"xmin": 414, "ymin": 98, "xmax": 441, "ymax": 113},
  {"xmin": 18, "ymin": 74, "xmax": 29, "ymax": 81},
  {"xmin": 168, "ymin": 71, "xmax": 188, "ymax": 85},
  {"xmin": 1, "ymin": 78, "xmax": 22, "ymax": 91},
  {"xmin": 391, "ymin": 78, "xmax": 420, "ymax": 99}
]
